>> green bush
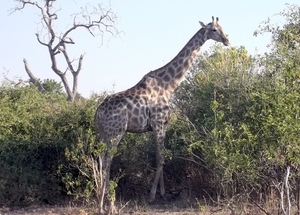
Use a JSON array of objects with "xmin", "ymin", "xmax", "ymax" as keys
[{"xmin": 0, "ymin": 84, "xmax": 100, "ymax": 206}]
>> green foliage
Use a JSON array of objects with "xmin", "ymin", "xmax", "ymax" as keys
[
  {"xmin": 59, "ymin": 129, "xmax": 106, "ymax": 202},
  {"xmin": 108, "ymin": 181, "xmax": 118, "ymax": 202},
  {"xmin": 0, "ymin": 139, "xmax": 65, "ymax": 205},
  {"xmin": 0, "ymin": 84, "xmax": 68, "ymax": 205},
  {"xmin": 176, "ymin": 46, "xmax": 260, "ymax": 195},
  {"xmin": 41, "ymin": 79, "xmax": 65, "ymax": 95},
  {"xmin": 0, "ymin": 81, "xmax": 103, "ymax": 206},
  {"xmin": 254, "ymin": 4, "xmax": 300, "ymax": 168},
  {"xmin": 1, "ymin": 3, "xmax": 300, "ymax": 208},
  {"xmin": 173, "ymin": 4, "xmax": 300, "ymax": 200}
]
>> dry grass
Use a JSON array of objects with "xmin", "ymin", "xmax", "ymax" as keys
[
  {"xmin": 0, "ymin": 203, "xmax": 257, "ymax": 215},
  {"xmin": 0, "ymin": 206, "xmax": 91, "ymax": 215},
  {"xmin": 0, "ymin": 206, "xmax": 215, "ymax": 215},
  {"xmin": 0, "ymin": 196, "xmax": 297, "ymax": 215}
]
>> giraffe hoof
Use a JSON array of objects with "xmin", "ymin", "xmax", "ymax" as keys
[
  {"xmin": 149, "ymin": 197, "xmax": 155, "ymax": 203},
  {"xmin": 160, "ymin": 194, "xmax": 167, "ymax": 201}
]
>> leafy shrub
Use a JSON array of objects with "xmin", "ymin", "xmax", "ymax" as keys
[{"xmin": 0, "ymin": 84, "xmax": 100, "ymax": 206}]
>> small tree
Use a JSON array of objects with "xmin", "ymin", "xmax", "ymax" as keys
[{"xmin": 12, "ymin": 0, "xmax": 119, "ymax": 101}]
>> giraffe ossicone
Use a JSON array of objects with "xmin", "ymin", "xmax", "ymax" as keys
[{"xmin": 95, "ymin": 16, "xmax": 229, "ymax": 213}]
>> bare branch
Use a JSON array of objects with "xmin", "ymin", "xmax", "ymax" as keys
[
  {"xmin": 35, "ymin": 33, "xmax": 48, "ymax": 46},
  {"xmin": 10, "ymin": 1, "xmax": 37, "ymax": 14},
  {"xmin": 23, "ymin": 58, "xmax": 46, "ymax": 93},
  {"xmin": 173, "ymin": 155, "xmax": 213, "ymax": 174},
  {"xmin": 76, "ymin": 53, "xmax": 85, "ymax": 73},
  {"xmin": 2, "ymin": 68, "xmax": 24, "ymax": 87},
  {"xmin": 73, "ymin": 163, "xmax": 92, "ymax": 180},
  {"xmin": 248, "ymin": 196, "xmax": 271, "ymax": 215}
]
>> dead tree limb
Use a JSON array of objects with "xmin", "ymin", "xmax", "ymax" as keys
[
  {"xmin": 12, "ymin": 0, "xmax": 119, "ymax": 101},
  {"xmin": 23, "ymin": 58, "xmax": 46, "ymax": 93}
]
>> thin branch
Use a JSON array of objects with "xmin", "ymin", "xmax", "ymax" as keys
[
  {"xmin": 74, "ymin": 163, "xmax": 92, "ymax": 180},
  {"xmin": 173, "ymin": 155, "xmax": 213, "ymax": 174},
  {"xmin": 92, "ymin": 157, "xmax": 99, "ymax": 191},
  {"xmin": 98, "ymin": 155, "xmax": 103, "ymax": 189},
  {"xmin": 118, "ymin": 200, "xmax": 131, "ymax": 214},
  {"xmin": 248, "ymin": 196, "xmax": 271, "ymax": 215},
  {"xmin": 10, "ymin": 1, "xmax": 37, "ymax": 14},
  {"xmin": 35, "ymin": 33, "xmax": 48, "ymax": 46}
]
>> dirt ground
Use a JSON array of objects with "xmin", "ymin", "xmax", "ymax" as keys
[
  {"xmin": 0, "ymin": 199, "xmax": 268, "ymax": 215},
  {"xmin": 0, "ymin": 206, "xmax": 83, "ymax": 215},
  {"xmin": 0, "ymin": 206, "xmax": 202, "ymax": 215},
  {"xmin": 0, "ymin": 204, "xmax": 267, "ymax": 215},
  {"xmin": 0, "ymin": 197, "xmax": 205, "ymax": 215}
]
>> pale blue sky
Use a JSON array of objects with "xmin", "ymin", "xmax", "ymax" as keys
[{"xmin": 0, "ymin": 1, "xmax": 298, "ymax": 97}]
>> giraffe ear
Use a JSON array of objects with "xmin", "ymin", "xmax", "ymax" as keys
[{"xmin": 199, "ymin": 21, "xmax": 206, "ymax": 28}]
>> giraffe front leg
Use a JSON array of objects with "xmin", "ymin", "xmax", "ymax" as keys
[
  {"xmin": 149, "ymin": 162, "xmax": 163, "ymax": 202},
  {"xmin": 149, "ymin": 142, "xmax": 166, "ymax": 202},
  {"xmin": 159, "ymin": 169, "xmax": 165, "ymax": 199},
  {"xmin": 157, "ymin": 140, "xmax": 166, "ymax": 199},
  {"xmin": 149, "ymin": 120, "xmax": 167, "ymax": 202}
]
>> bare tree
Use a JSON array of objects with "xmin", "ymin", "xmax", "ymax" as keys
[{"xmin": 12, "ymin": 0, "xmax": 119, "ymax": 101}]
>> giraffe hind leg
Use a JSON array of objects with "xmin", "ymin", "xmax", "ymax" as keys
[
  {"xmin": 149, "ymin": 161, "xmax": 166, "ymax": 201},
  {"xmin": 97, "ymin": 127, "xmax": 125, "ymax": 213},
  {"xmin": 159, "ymin": 170, "xmax": 166, "ymax": 199},
  {"xmin": 150, "ymin": 164, "xmax": 163, "ymax": 202}
]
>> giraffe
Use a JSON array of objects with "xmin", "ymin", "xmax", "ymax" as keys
[{"xmin": 95, "ymin": 16, "xmax": 229, "ymax": 212}]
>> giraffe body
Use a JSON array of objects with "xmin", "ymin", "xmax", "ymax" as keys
[{"xmin": 95, "ymin": 16, "xmax": 229, "ymax": 213}]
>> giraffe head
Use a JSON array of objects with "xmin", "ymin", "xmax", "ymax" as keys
[{"xmin": 199, "ymin": 16, "xmax": 229, "ymax": 46}]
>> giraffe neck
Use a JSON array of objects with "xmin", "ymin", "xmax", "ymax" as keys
[{"xmin": 145, "ymin": 28, "xmax": 207, "ymax": 91}]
